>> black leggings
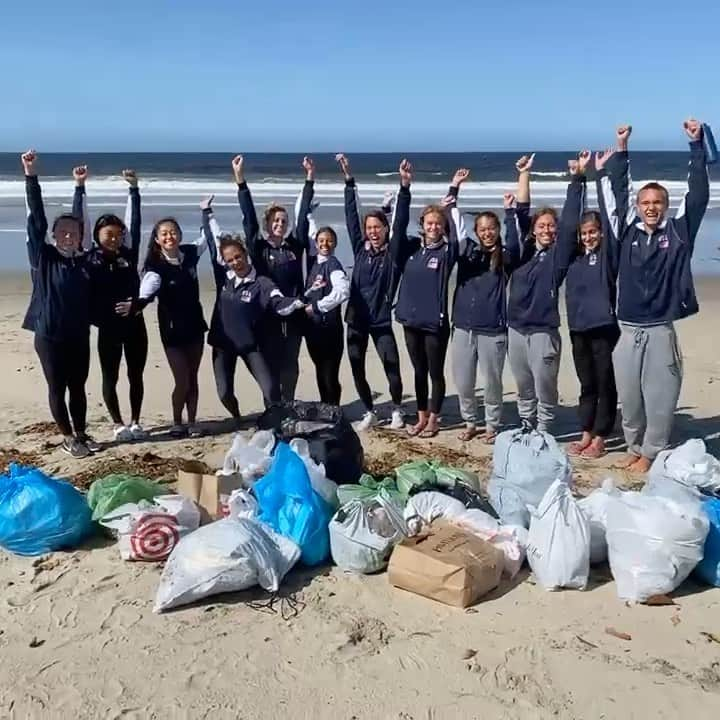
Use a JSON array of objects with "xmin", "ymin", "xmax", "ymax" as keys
[
  {"xmin": 570, "ymin": 325, "xmax": 620, "ymax": 437},
  {"xmin": 212, "ymin": 346, "xmax": 279, "ymax": 418},
  {"xmin": 347, "ymin": 325, "xmax": 403, "ymax": 411},
  {"xmin": 164, "ymin": 339, "xmax": 204, "ymax": 425},
  {"xmin": 305, "ymin": 320, "xmax": 344, "ymax": 406},
  {"xmin": 403, "ymin": 324, "xmax": 450, "ymax": 414},
  {"xmin": 34, "ymin": 334, "xmax": 90, "ymax": 437},
  {"xmin": 260, "ymin": 320, "xmax": 302, "ymax": 403},
  {"xmin": 97, "ymin": 321, "xmax": 148, "ymax": 425}
]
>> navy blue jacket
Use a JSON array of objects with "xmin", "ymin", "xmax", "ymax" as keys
[
  {"xmin": 343, "ymin": 178, "xmax": 400, "ymax": 330},
  {"xmin": 560, "ymin": 171, "xmax": 624, "ymax": 332},
  {"xmin": 611, "ymin": 142, "xmax": 709, "ymax": 324},
  {"xmin": 452, "ymin": 209, "xmax": 521, "ymax": 334},
  {"xmin": 74, "ymin": 185, "xmax": 145, "ymax": 334},
  {"xmin": 304, "ymin": 255, "xmax": 347, "ymax": 327},
  {"xmin": 393, "ymin": 186, "xmax": 458, "ymax": 332},
  {"xmin": 22, "ymin": 176, "xmax": 91, "ymax": 342},
  {"xmin": 237, "ymin": 179, "xmax": 311, "ymax": 301},
  {"xmin": 141, "ymin": 245, "xmax": 207, "ymax": 347}
]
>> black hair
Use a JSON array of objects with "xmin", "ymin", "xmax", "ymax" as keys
[
  {"xmin": 93, "ymin": 213, "xmax": 126, "ymax": 245},
  {"xmin": 218, "ymin": 233, "xmax": 248, "ymax": 255},
  {"xmin": 142, "ymin": 217, "xmax": 183, "ymax": 270},
  {"xmin": 51, "ymin": 213, "xmax": 84, "ymax": 242},
  {"xmin": 315, "ymin": 226, "xmax": 338, "ymax": 243},
  {"xmin": 576, "ymin": 210, "xmax": 603, "ymax": 250},
  {"xmin": 363, "ymin": 209, "xmax": 390, "ymax": 235},
  {"xmin": 473, "ymin": 211, "xmax": 503, "ymax": 273}
]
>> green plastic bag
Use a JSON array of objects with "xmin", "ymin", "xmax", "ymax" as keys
[
  {"xmin": 87, "ymin": 474, "xmax": 168, "ymax": 521},
  {"xmin": 395, "ymin": 461, "xmax": 437, "ymax": 498},
  {"xmin": 337, "ymin": 474, "xmax": 403, "ymax": 506},
  {"xmin": 430, "ymin": 463, "xmax": 480, "ymax": 492}
]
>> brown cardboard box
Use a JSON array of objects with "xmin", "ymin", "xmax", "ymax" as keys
[
  {"xmin": 176, "ymin": 463, "xmax": 243, "ymax": 524},
  {"xmin": 388, "ymin": 521, "xmax": 504, "ymax": 608}
]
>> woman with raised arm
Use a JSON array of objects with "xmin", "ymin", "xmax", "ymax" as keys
[
  {"xmin": 557, "ymin": 142, "xmax": 627, "ymax": 458},
  {"xmin": 295, "ymin": 157, "xmax": 350, "ymax": 405},
  {"xmin": 393, "ymin": 160, "xmax": 467, "ymax": 438},
  {"xmin": 200, "ymin": 195, "xmax": 306, "ymax": 416},
  {"xmin": 20, "ymin": 150, "xmax": 97, "ymax": 458},
  {"xmin": 135, "ymin": 214, "xmax": 208, "ymax": 438},
  {"xmin": 336, "ymin": 153, "xmax": 404, "ymax": 430},
  {"xmin": 232, "ymin": 154, "xmax": 312, "ymax": 402},
  {"xmin": 74, "ymin": 168, "xmax": 149, "ymax": 443},
  {"xmin": 451, "ymin": 190, "xmax": 522, "ymax": 444},
  {"xmin": 505, "ymin": 152, "xmax": 577, "ymax": 434}
]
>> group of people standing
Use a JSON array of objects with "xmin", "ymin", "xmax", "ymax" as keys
[{"xmin": 19, "ymin": 118, "xmax": 710, "ymax": 473}]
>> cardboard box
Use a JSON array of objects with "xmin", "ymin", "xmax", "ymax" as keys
[
  {"xmin": 388, "ymin": 522, "xmax": 504, "ymax": 608},
  {"xmin": 176, "ymin": 463, "xmax": 243, "ymax": 524}
]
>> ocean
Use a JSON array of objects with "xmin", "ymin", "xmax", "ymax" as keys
[{"xmin": 1, "ymin": 151, "xmax": 718, "ymax": 272}]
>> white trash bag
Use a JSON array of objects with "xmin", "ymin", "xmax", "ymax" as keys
[
  {"xmin": 488, "ymin": 427, "xmax": 572, "ymax": 528},
  {"xmin": 219, "ymin": 431, "xmax": 276, "ymax": 484},
  {"xmin": 99, "ymin": 494, "xmax": 201, "ymax": 562},
  {"xmin": 329, "ymin": 491, "xmax": 406, "ymax": 573},
  {"xmin": 404, "ymin": 491, "xmax": 527, "ymax": 578},
  {"xmin": 648, "ymin": 439, "xmax": 720, "ymax": 497},
  {"xmin": 153, "ymin": 518, "xmax": 300, "ymax": 613},
  {"xmin": 289, "ymin": 438, "xmax": 339, "ymax": 508},
  {"xmin": 577, "ymin": 479, "xmax": 615, "ymax": 565},
  {"xmin": 605, "ymin": 489, "xmax": 709, "ymax": 603},
  {"xmin": 527, "ymin": 479, "xmax": 590, "ymax": 590},
  {"xmin": 226, "ymin": 488, "xmax": 259, "ymax": 520}
]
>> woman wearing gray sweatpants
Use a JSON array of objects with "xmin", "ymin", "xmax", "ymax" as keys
[{"xmin": 451, "ymin": 193, "xmax": 521, "ymax": 443}]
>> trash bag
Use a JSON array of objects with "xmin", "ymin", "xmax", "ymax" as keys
[
  {"xmin": 431, "ymin": 464, "xmax": 481, "ymax": 493},
  {"xmin": 258, "ymin": 402, "xmax": 364, "ymax": 484},
  {"xmin": 254, "ymin": 442, "xmax": 334, "ymax": 566},
  {"xmin": 649, "ymin": 440, "xmax": 720, "ymax": 496},
  {"xmin": 488, "ymin": 427, "xmax": 572, "ymax": 528},
  {"xmin": 696, "ymin": 499, "xmax": 720, "ymax": 586},
  {"xmin": 289, "ymin": 438, "xmax": 338, "ymax": 508},
  {"xmin": 87, "ymin": 474, "xmax": 168, "ymax": 522},
  {"xmin": 153, "ymin": 518, "xmax": 301, "ymax": 612},
  {"xmin": 99, "ymin": 495, "xmax": 200, "ymax": 562},
  {"xmin": 605, "ymin": 488, "xmax": 709, "ymax": 602},
  {"xmin": 395, "ymin": 461, "xmax": 438, "ymax": 497},
  {"xmin": 329, "ymin": 491, "xmax": 407, "ymax": 573},
  {"xmin": 408, "ymin": 481, "xmax": 498, "ymax": 518},
  {"xmin": 337, "ymin": 474, "xmax": 403, "ymax": 507},
  {"xmin": 227, "ymin": 488, "xmax": 260, "ymax": 520},
  {"xmin": 578, "ymin": 479, "xmax": 615, "ymax": 565},
  {"xmin": 0, "ymin": 464, "xmax": 93, "ymax": 556},
  {"xmin": 404, "ymin": 491, "xmax": 526, "ymax": 578},
  {"xmin": 220, "ymin": 431, "xmax": 275, "ymax": 484},
  {"xmin": 527, "ymin": 479, "xmax": 590, "ymax": 590}
]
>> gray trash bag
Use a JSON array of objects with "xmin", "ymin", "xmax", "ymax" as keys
[
  {"xmin": 329, "ymin": 491, "xmax": 406, "ymax": 574},
  {"xmin": 488, "ymin": 426, "xmax": 572, "ymax": 528}
]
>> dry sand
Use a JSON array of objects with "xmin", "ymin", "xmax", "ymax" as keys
[{"xmin": 1, "ymin": 274, "xmax": 720, "ymax": 719}]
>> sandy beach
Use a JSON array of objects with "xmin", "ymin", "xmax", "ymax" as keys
[{"xmin": 1, "ymin": 273, "xmax": 720, "ymax": 719}]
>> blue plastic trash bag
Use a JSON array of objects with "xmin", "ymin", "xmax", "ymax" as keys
[
  {"xmin": 696, "ymin": 499, "xmax": 720, "ymax": 586},
  {"xmin": 254, "ymin": 442, "xmax": 333, "ymax": 566},
  {"xmin": 0, "ymin": 464, "xmax": 93, "ymax": 556}
]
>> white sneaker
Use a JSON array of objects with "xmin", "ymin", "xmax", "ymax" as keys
[
  {"xmin": 390, "ymin": 409, "xmax": 405, "ymax": 430},
  {"xmin": 129, "ymin": 423, "xmax": 148, "ymax": 440},
  {"xmin": 113, "ymin": 425, "xmax": 133, "ymax": 442},
  {"xmin": 355, "ymin": 411, "xmax": 378, "ymax": 432}
]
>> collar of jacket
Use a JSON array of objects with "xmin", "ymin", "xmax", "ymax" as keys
[{"xmin": 227, "ymin": 267, "xmax": 257, "ymax": 287}]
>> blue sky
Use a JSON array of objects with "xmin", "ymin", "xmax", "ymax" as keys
[{"xmin": 1, "ymin": 0, "xmax": 716, "ymax": 151}]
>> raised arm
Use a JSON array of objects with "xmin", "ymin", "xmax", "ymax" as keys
[
  {"xmin": 199, "ymin": 194, "xmax": 227, "ymax": 290},
  {"xmin": 501, "ymin": 193, "xmax": 522, "ymax": 271},
  {"xmin": 337, "ymin": 154, "xmax": 364, "ymax": 253},
  {"xmin": 294, "ymin": 156, "xmax": 316, "ymax": 262},
  {"xmin": 122, "ymin": 169, "xmax": 142, "ymax": 266},
  {"xmin": 233, "ymin": 154, "xmax": 260, "ymax": 251},
  {"xmin": 71, "ymin": 165, "xmax": 92, "ymax": 250},
  {"xmin": 21, "ymin": 150, "xmax": 48, "ymax": 269},
  {"xmin": 390, "ymin": 158, "xmax": 414, "ymax": 267},
  {"xmin": 677, "ymin": 118, "xmax": 710, "ymax": 249},
  {"xmin": 515, "ymin": 153, "xmax": 535, "ymax": 238},
  {"xmin": 444, "ymin": 168, "xmax": 470, "ymax": 259},
  {"xmin": 555, "ymin": 153, "xmax": 589, "ymax": 280}
]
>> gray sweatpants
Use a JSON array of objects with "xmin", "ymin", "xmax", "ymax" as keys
[
  {"xmin": 507, "ymin": 327, "xmax": 561, "ymax": 432},
  {"xmin": 451, "ymin": 328, "xmax": 506, "ymax": 430},
  {"xmin": 613, "ymin": 322, "xmax": 682, "ymax": 459}
]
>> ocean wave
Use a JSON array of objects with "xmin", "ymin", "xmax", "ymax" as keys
[
  {"xmin": 532, "ymin": 171, "xmax": 567, "ymax": 177},
  {"xmin": 375, "ymin": 171, "xmax": 399, "ymax": 177}
]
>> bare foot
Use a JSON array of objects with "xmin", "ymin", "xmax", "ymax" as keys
[
  {"xmin": 615, "ymin": 453, "xmax": 640, "ymax": 469},
  {"xmin": 420, "ymin": 416, "xmax": 440, "ymax": 439},
  {"xmin": 568, "ymin": 432, "xmax": 593, "ymax": 456},
  {"xmin": 581, "ymin": 436, "xmax": 606, "ymax": 459},
  {"xmin": 458, "ymin": 425, "xmax": 479, "ymax": 441},
  {"xmin": 483, "ymin": 429, "xmax": 497, "ymax": 445},
  {"xmin": 627, "ymin": 456, "xmax": 652, "ymax": 474}
]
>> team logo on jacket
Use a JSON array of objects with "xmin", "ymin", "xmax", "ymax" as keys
[
  {"xmin": 589, "ymin": 253, "xmax": 597, "ymax": 266},
  {"xmin": 310, "ymin": 274, "xmax": 327, "ymax": 291},
  {"xmin": 240, "ymin": 290, "xmax": 252, "ymax": 302},
  {"xmin": 426, "ymin": 257, "xmax": 439, "ymax": 270},
  {"xmin": 117, "ymin": 257, "xmax": 129, "ymax": 269},
  {"xmin": 658, "ymin": 235, "xmax": 669, "ymax": 249}
]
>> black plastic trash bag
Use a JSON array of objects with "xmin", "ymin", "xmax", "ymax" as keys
[
  {"xmin": 408, "ymin": 481, "xmax": 498, "ymax": 519},
  {"xmin": 258, "ymin": 402, "xmax": 364, "ymax": 485}
]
